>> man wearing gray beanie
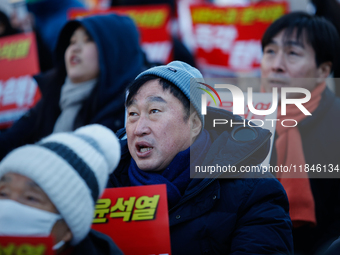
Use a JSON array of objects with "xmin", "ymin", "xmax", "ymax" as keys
[
  {"xmin": 0, "ymin": 124, "xmax": 123, "ymax": 255},
  {"xmin": 109, "ymin": 61, "xmax": 293, "ymax": 254}
]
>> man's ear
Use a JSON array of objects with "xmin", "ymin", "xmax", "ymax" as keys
[
  {"xmin": 51, "ymin": 219, "xmax": 73, "ymax": 253},
  {"xmin": 61, "ymin": 228, "xmax": 73, "ymax": 243},
  {"xmin": 189, "ymin": 111, "xmax": 202, "ymax": 144},
  {"xmin": 316, "ymin": 61, "xmax": 332, "ymax": 83}
]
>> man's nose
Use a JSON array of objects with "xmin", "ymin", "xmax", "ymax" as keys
[
  {"xmin": 271, "ymin": 51, "xmax": 286, "ymax": 73},
  {"xmin": 134, "ymin": 115, "xmax": 151, "ymax": 136}
]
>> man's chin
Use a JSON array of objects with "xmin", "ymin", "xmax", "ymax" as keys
[{"xmin": 135, "ymin": 160, "xmax": 160, "ymax": 172}]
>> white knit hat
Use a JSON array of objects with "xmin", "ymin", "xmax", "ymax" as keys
[{"xmin": 0, "ymin": 124, "xmax": 121, "ymax": 245}]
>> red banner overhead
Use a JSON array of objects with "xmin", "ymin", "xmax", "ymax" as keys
[
  {"xmin": 189, "ymin": 2, "xmax": 288, "ymax": 75},
  {"xmin": 69, "ymin": 5, "xmax": 173, "ymax": 64}
]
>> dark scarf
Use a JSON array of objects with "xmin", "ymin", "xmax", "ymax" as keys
[{"xmin": 128, "ymin": 129, "xmax": 211, "ymax": 209}]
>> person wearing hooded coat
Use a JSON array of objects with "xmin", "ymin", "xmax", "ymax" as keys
[{"xmin": 0, "ymin": 13, "xmax": 145, "ymax": 161}]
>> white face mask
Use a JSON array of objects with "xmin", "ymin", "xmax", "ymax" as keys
[{"xmin": 0, "ymin": 199, "xmax": 62, "ymax": 238}]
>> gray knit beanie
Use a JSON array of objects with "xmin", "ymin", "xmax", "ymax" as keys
[
  {"xmin": 0, "ymin": 124, "xmax": 120, "ymax": 245},
  {"xmin": 136, "ymin": 61, "xmax": 205, "ymax": 127}
]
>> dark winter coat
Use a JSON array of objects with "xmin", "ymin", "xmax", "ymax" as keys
[
  {"xmin": 69, "ymin": 229, "xmax": 123, "ymax": 255},
  {"xmin": 0, "ymin": 14, "xmax": 145, "ymax": 161},
  {"xmin": 270, "ymin": 87, "xmax": 340, "ymax": 255},
  {"xmin": 324, "ymin": 236, "xmax": 340, "ymax": 255},
  {"xmin": 108, "ymin": 107, "xmax": 294, "ymax": 255}
]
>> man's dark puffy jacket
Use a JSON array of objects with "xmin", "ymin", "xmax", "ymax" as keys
[{"xmin": 109, "ymin": 107, "xmax": 293, "ymax": 255}]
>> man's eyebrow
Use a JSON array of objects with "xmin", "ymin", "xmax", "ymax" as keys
[
  {"xmin": 127, "ymin": 96, "xmax": 167, "ymax": 108},
  {"xmin": 146, "ymin": 96, "xmax": 167, "ymax": 104},
  {"xmin": 284, "ymin": 40, "xmax": 305, "ymax": 48}
]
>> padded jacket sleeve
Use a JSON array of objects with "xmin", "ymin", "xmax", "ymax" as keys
[{"xmin": 230, "ymin": 178, "xmax": 294, "ymax": 255}]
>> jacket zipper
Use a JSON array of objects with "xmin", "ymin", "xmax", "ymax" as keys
[{"xmin": 169, "ymin": 132, "xmax": 272, "ymax": 213}]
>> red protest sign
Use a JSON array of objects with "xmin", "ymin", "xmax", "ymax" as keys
[
  {"xmin": 69, "ymin": 5, "xmax": 173, "ymax": 64},
  {"xmin": 0, "ymin": 236, "xmax": 54, "ymax": 255},
  {"xmin": 189, "ymin": 1, "xmax": 288, "ymax": 75},
  {"xmin": 0, "ymin": 33, "xmax": 41, "ymax": 129},
  {"xmin": 0, "ymin": 33, "xmax": 39, "ymax": 80},
  {"xmin": 92, "ymin": 184, "xmax": 171, "ymax": 255}
]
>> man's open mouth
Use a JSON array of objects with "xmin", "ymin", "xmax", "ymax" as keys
[
  {"xmin": 139, "ymin": 146, "xmax": 153, "ymax": 153},
  {"xmin": 136, "ymin": 142, "xmax": 154, "ymax": 154}
]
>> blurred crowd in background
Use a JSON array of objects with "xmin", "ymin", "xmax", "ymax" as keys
[{"xmin": 1, "ymin": 0, "xmax": 340, "ymax": 81}]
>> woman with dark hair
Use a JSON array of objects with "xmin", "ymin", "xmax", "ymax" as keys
[{"xmin": 0, "ymin": 13, "xmax": 145, "ymax": 160}]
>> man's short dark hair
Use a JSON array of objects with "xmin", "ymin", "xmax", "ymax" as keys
[
  {"xmin": 262, "ymin": 11, "xmax": 340, "ymax": 72},
  {"xmin": 126, "ymin": 74, "xmax": 191, "ymax": 121}
]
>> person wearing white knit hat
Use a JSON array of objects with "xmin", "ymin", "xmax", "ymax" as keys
[{"xmin": 0, "ymin": 124, "xmax": 123, "ymax": 255}]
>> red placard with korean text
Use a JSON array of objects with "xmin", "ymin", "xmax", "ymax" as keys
[
  {"xmin": 0, "ymin": 33, "xmax": 41, "ymax": 129},
  {"xmin": 190, "ymin": 1, "xmax": 288, "ymax": 75},
  {"xmin": 69, "ymin": 5, "xmax": 172, "ymax": 64},
  {"xmin": 92, "ymin": 184, "xmax": 171, "ymax": 255},
  {"xmin": 0, "ymin": 236, "xmax": 54, "ymax": 255}
]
